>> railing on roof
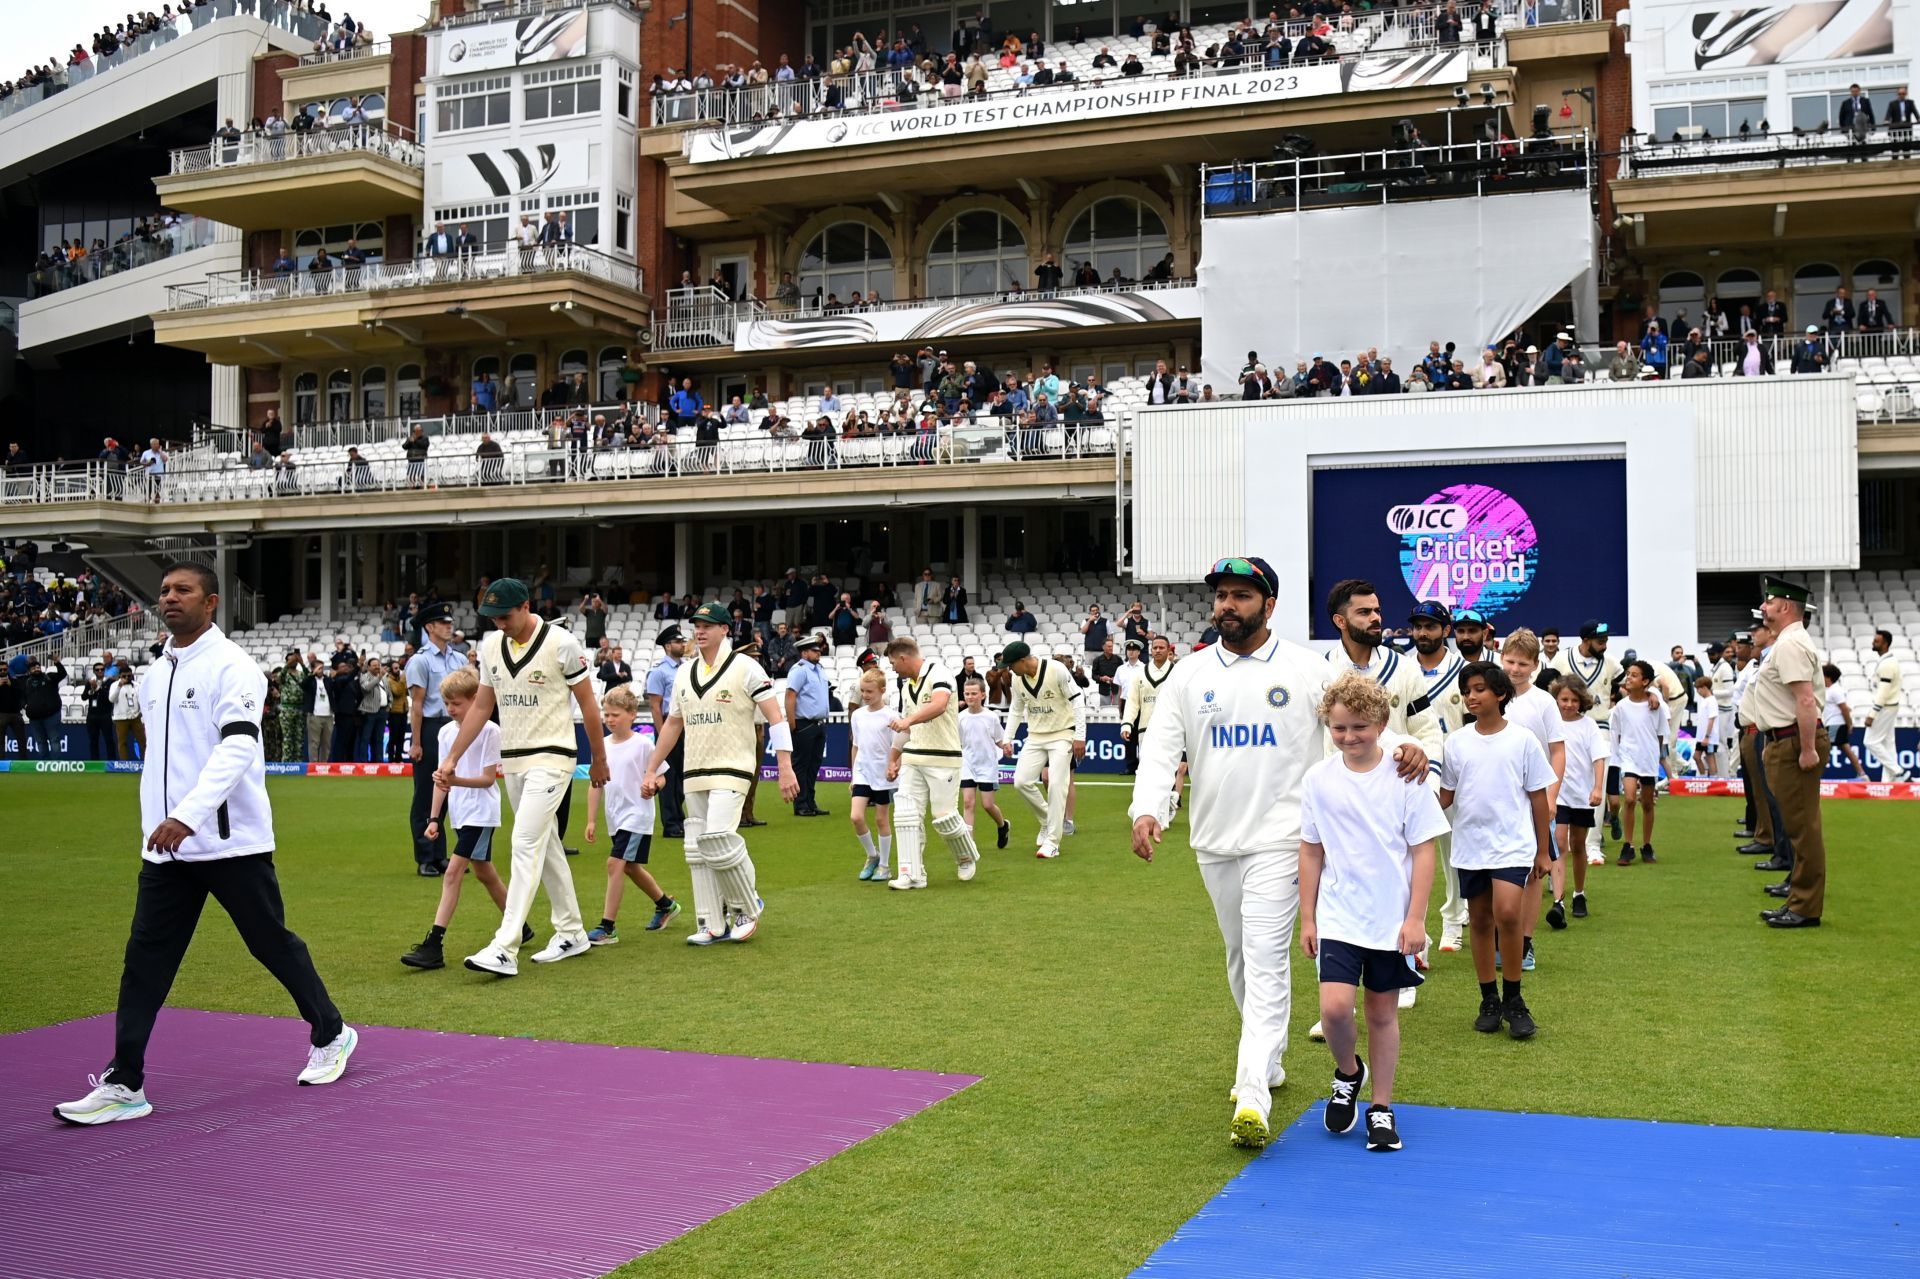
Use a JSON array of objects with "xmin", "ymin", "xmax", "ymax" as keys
[
  {"xmin": 1, "ymin": 423, "xmax": 1125, "ymax": 508},
  {"xmin": 168, "ymin": 121, "xmax": 422, "ymax": 175},
  {"xmin": 0, "ymin": 0, "xmax": 329, "ymax": 123},
  {"xmin": 1617, "ymin": 125, "xmax": 1920, "ymax": 179},
  {"xmin": 27, "ymin": 215, "xmax": 228, "ymax": 301},
  {"xmin": 648, "ymin": 0, "xmax": 1595, "ymax": 130},
  {"xmin": 1199, "ymin": 131, "xmax": 1592, "ymax": 214},
  {"xmin": 441, "ymin": 0, "xmax": 642, "ymax": 30},
  {"xmin": 0, "ymin": 610, "xmax": 149, "ymax": 669},
  {"xmin": 297, "ymin": 38, "xmax": 390, "ymax": 66},
  {"xmin": 164, "ymin": 242, "xmax": 643, "ymax": 311},
  {"xmin": 654, "ymin": 277, "xmax": 1198, "ymax": 351}
]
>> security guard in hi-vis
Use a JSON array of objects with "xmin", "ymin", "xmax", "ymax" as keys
[{"xmin": 1747, "ymin": 578, "xmax": 1830, "ymax": 929}]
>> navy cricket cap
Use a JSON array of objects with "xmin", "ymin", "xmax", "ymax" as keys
[
  {"xmin": 1454, "ymin": 609, "xmax": 1488, "ymax": 626},
  {"xmin": 1204, "ymin": 555, "xmax": 1279, "ymax": 598},
  {"xmin": 1408, "ymin": 600, "xmax": 1452, "ymax": 625},
  {"xmin": 1578, "ymin": 619, "xmax": 1609, "ymax": 640}
]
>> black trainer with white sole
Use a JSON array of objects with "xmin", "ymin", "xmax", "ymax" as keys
[
  {"xmin": 1365, "ymin": 1105, "xmax": 1402, "ymax": 1151},
  {"xmin": 1324, "ymin": 1059, "xmax": 1368, "ymax": 1135}
]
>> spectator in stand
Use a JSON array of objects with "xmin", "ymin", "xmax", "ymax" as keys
[
  {"xmin": 1035, "ymin": 253, "xmax": 1064, "ymax": 292},
  {"xmin": 1608, "ymin": 340, "xmax": 1643, "ymax": 381},
  {"xmin": 1639, "ymin": 322, "xmax": 1669, "ymax": 379},
  {"xmin": 1091, "ymin": 637, "xmax": 1123, "ymax": 705},
  {"xmin": 1823, "ymin": 285, "xmax": 1855, "ymax": 339},
  {"xmin": 1759, "ymin": 289, "xmax": 1789, "ymax": 338},
  {"xmin": 1681, "ymin": 347, "xmax": 1714, "ymax": 379},
  {"xmin": 1733, "ymin": 329, "xmax": 1776, "ymax": 376},
  {"xmin": 22, "ymin": 656, "xmax": 67, "ymax": 759},
  {"xmin": 1080, "ymin": 603, "xmax": 1110, "ymax": 654},
  {"xmin": 1473, "ymin": 347, "xmax": 1507, "ymax": 389},
  {"xmin": 942, "ymin": 575, "xmax": 969, "ymax": 624},
  {"xmin": 403, "ymin": 423, "xmax": 430, "ymax": 486},
  {"xmin": 1006, "ymin": 601, "xmax": 1038, "ymax": 634},
  {"xmin": 1790, "ymin": 326, "xmax": 1830, "ymax": 374}
]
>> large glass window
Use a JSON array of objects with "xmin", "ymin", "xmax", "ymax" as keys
[
  {"xmin": 598, "ymin": 346, "xmax": 628, "ymax": 400},
  {"xmin": 1793, "ymin": 262, "xmax": 1842, "ymax": 330},
  {"xmin": 1715, "ymin": 268, "xmax": 1763, "ymax": 302},
  {"xmin": 1658, "ymin": 271, "xmax": 1705, "ymax": 329},
  {"xmin": 292, "ymin": 222, "xmax": 384, "ymax": 269},
  {"xmin": 1065, "ymin": 197, "xmax": 1168, "ymax": 284},
  {"xmin": 395, "ymin": 364, "xmax": 423, "ymax": 417},
  {"xmin": 1855, "ymin": 258, "xmax": 1901, "ymax": 321},
  {"xmin": 361, "ymin": 366, "xmax": 388, "ymax": 420},
  {"xmin": 326, "ymin": 369, "xmax": 353, "ymax": 420},
  {"xmin": 508, "ymin": 353, "xmax": 538, "ymax": 406},
  {"xmin": 926, "ymin": 210, "xmax": 1027, "ymax": 298},
  {"xmin": 1792, "ymin": 85, "xmax": 1898, "ymax": 133},
  {"xmin": 435, "ymin": 77, "xmax": 511, "ymax": 133},
  {"xmin": 1652, "ymin": 96, "xmax": 1766, "ymax": 140},
  {"xmin": 526, "ymin": 78, "xmax": 601, "ymax": 120},
  {"xmin": 293, "ymin": 372, "xmax": 318, "ymax": 424},
  {"xmin": 798, "ymin": 222, "xmax": 893, "ymax": 303}
]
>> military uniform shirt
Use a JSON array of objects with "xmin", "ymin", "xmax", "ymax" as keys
[{"xmin": 1744, "ymin": 621, "xmax": 1822, "ymax": 731}]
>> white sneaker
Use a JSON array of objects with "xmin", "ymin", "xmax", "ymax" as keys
[
  {"xmin": 1438, "ymin": 927, "xmax": 1464, "ymax": 953},
  {"xmin": 728, "ymin": 898, "xmax": 763, "ymax": 942},
  {"xmin": 1307, "ymin": 1019, "xmax": 1326, "ymax": 1042},
  {"xmin": 687, "ymin": 920, "xmax": 732, "ymax": 945},
  {"xmin": 463, "ymin": 948, "xmax": 519, "ymax": 977},
  {"xmin": 54, "ymin": 1074, "xmax": 152, "ymax": 1125},
  {"xmin": 1063, "ymin": 819, "xmax": 1076, "ymax": 836},
  {"xmin": 1398, "ymin": 985, "xmax": 1418, "ymax": 1010},
  {"xmin": 530, "ymin": 934, "xmax": 591, "ymax": 964},
  {"xmin": 956, "ymin": 855, "xmax": 977, "ymax": 882},
  {"xmin": 297, "ymin": 1025, "xmax": 358, "ymax": 1086},
  {"xmin": 1586, "ymin": 852, "xmax": 1607, "ymax": 865},
  {"xmin": 888, "ymin": 872, "xmax": 927, "ymax": 890},
  {"xmin": 1035, "ymin": 843, "xmax": 1061, "ymax": 860}
]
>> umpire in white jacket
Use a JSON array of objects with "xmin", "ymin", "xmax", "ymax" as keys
[
  {"xmin": 1129, "ymin": 556, "xmax": 1427, "ymax": 1151},
  {"xmin": 55, "ymin": 564, "xmax": 355, "ymax": 1127}
]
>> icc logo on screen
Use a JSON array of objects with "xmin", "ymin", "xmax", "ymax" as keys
[{"xmin": 1386, "ymin": 503, "xmax": 1468, "ymax": 533}]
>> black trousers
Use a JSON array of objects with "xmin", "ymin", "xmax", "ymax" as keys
[
  {"xmin": 660, "ymin": 737, "xmax": 687, "ymax": 834},
  {"xmin": 410, "ymin": 715, "xmax": 449, "ymax": 866},
  {"xmin": 109, "ymin": 853, "xmax": 342, "ymax": 1091},
  {"xmin": 1738, "ymin": 736, "xmax": 1758, "ymax": 831},
  {"xmin": 793, "ymin": 719, "xmax": 826, "ymax": 812},
  {"xmin": 87, "ymin": 717, "xmax": 117, "ymax": 760}
]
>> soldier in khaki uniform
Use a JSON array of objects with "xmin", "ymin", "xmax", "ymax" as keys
[
  {"xmin": 1747, "ymin": 579, "xmax": 1829, "ymax": 928},
  {"xmin": 1734, "ymin": 624, "xmax": 1777, "ymax": 858}
]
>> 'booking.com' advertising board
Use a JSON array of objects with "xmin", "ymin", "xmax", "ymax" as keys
[{"xmin": 1308, "ymin": 459, "xmax": 1629, "ymax": 641}]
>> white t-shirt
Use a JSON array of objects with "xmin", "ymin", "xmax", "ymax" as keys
[
  {"xmin": 1610, "ymin": 695, "xmax": 1664, "ymax": 777},
  {"xmin": 1300, "ymin": 751, "xmax": 1452, "ymax": 951},
  {"xmin": 1695, "ymin": 701, "xmax": 1720, "ymax": 746},
  {"xmin": 602, "ymin": 730, "xmax": 659, "ymax": 834},
  {"xmin": 1438, "ymin": 721, "xmax": 1555, "ymax": 870},
  {"xmin": 849, "ymin": 704, "xmax": 899, "ymax": 791},
  {"xmin": 1820, "ymin": 684, "xmax": 1846, "ymax": 730},
  {"xmin": 1506, "ymin": 685, "xmax": 1567, "ymax": 770},
  {"xmin": 439, "ymin": 719, "xmax": 502, "ymax": 829},
  {"xmin": 959, "ymin": 706, "xmax": 1009, "ymax": 783},
  {"xmin": 1557, "ymin": 716, "xmax": 1609, "ymax": 811}
]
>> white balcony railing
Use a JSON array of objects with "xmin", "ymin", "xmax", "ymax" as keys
[
  {"xmin": 0, "ymin": 0, "xmax": 329, "ymax": 123},
  {"xmin": 28, "ymin": 215, "xmax": 228, "ymax": 300},
  {"xmin": 1200, "ymin": 132, "xmax": 1593, "ymax": 215},
  {"xmin": 1618, "ymin": 125, "xmax": 1920, "ymax": 179},
  {"xmin": 441, "ymin": 0, "xmax": 642, "ymax": 29},
  {"xmin": 168, "ymin": 121, "xmax": 423, "ymax": 175},
  {"xmin": 164, "ymin": 243, "xmax": 644, "ymax": 311},
  {"xmin": 297, "ymin": 38, "xmax": 391, "ymax": 67}
]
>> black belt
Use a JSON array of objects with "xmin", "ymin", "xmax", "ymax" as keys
[
  {"xmin": 796, "ymin": 716, "xmax": 826, "ymax": 729},
  {"xmin": 1762, "ymin": 725, "xmax": 1800, "ymax": 741}
]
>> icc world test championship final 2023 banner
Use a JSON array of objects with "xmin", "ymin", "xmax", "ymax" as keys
[{"xmin": 1309, "ymin": 459, "xmax": 1629, "ymax": 641}]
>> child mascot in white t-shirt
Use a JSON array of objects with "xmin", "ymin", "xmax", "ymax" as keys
[{"xmin": 583, "ymin": 684, "xmax": 681, "ymax": 943}]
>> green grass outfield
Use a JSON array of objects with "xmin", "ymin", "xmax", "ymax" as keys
[{"xmin": 4, "ymin": 775, "xmax": 1916, "ymax": 1277}]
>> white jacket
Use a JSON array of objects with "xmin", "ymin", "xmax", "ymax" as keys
[
  {"xmin": 1129, "ymin": 631, "xmax": 1414, "ymax": 856},
  {"xmin": 139, "ymin": 625, "xmax": 275, "ymax": 863}
]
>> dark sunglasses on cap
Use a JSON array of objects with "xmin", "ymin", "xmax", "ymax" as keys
[{"xmin": 1207, "ymin": 556, "xmax": 1276, "ymax": 597}]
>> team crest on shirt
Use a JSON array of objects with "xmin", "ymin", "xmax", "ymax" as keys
[
  {"xmin": 715, "ymin": 689, "xmax": 734, "ymax": 703},
  {"xmin": 526, "ymin": 671, "xmax": 548, "ymax": 686},
  {"xmin": 1198, "ymin": 689, "xmax": 1223, "ymax": 715},
  {"xmin": 1390, "ymin": 694, "xmax": 1401, "ymax": 707},
  {"xmin": 1266, "ymin": 686, "xmax": 1290, "ymax": 708}
]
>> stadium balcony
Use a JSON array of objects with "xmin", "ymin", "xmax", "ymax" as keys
[
  {"xmin": 155, "ymin": 122, "xmax": 424, "ymax": 229},
  {"xmin": 1612, "ymin": 127, "xmax": 1920, "ymax": 253},
  {"xmin": 151, "ymin": 244, "xmax": 648, "ymax": 366},
  {"xmin": 1197, "ymin": 131, "xmax": 1592, "ymax": 217},
  {"xmin": 652, "ymin": 277, "xmax": 1199, "ymax": 360},
  {"xmin": 644, "ymin": 6, "xmax": 1546, "ymax": 230}
]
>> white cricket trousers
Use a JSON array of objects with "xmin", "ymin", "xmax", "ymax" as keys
[
  {"xmin": 895, "ymin": 760, "xmax": 960, "ymax": 880},
  {"xmin": 1864, "ymin": 712, "xmax": 1908, "ymax": 781},
  {"xmin": 1196, "ymin": 847, "xmax": 1299, "ymax": 1108},
  {"xmin": 1013, "ymin": 737, "xmax": 1073, "ymax": 848},
  {"xmin": 1718, "ymin": 705, "xmax": 1738, "ymax": 777},
  {"xmin": 488, "ymin": 766, "xmax": 587, "ymax": 958}
]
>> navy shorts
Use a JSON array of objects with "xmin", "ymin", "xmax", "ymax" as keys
[
  {"xmin": 1832, "ymin": 723, "xmax": 1851, "ymax": 747},
  {"xmin": 1317, "ymin": 937, "xmax": 1423, "ymax": 993},
  {"xmin": 452, "ymin": 825, "xmax": 495, "ymax": 863},
  {"xmin": 1554, "ymin": 803, "xmax": 1595, "ymax": 829},
  {"xmin": 1619, "ymin": 771, "xmax": 1657, "ymax": 790},
  {"xmin": 610, "ymin": 830, "xmax": 652, "ymax": 864},
  {"xmin": 1457, "ymin": 865, "xmax": 1531, "ymax": 898},
  {"xmin": 850, "ymin": 784, "xmax": 893, "ymax": 805},
  {"xmin": 1605, "ymin": 764, "xmax": 1623, "ymax": 797},
  {"xmin": 960, "ymin": 778, "xmax": 997, "ymax": 792}
]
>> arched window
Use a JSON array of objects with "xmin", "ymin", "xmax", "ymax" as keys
[
  {"xmin": 1715, "ymin": 268, "xmax": 1763, "ymax": 300},
  {"xmin": 1065, "ymin": 197, "xmax": 1168, "ymax": 285},
  {"xmin": 358, "ymin": 92, "xmax": 386, "ymax": 121},
  {"xmin": 395, "ymin": 363, "xmax": 423, "ymax": 417},
  {"xmin": 559, "ymin": 348, "xmax": 589, "ymax": 401},
  {"xmin": 1793, "ymin": 262, "xmax": 1841, "ymax": 331},
  {"xmin": 598, "ymin": 346, "xmax": 627, "ymax": 400},
  {"xmin": 361, "ymin": 366, "xmax": 388, "ymax": 420},
  {"xmin": 1657, "ymin": 270, "xmax": 1705, "ymax": 330},
  {"xmin": 798, "ymin": 221, "xmax": 891, "ymax": 305},
  {"xmin": 293, "ymin": 371, "xmax": 318, "ymax": 424},
  {"xmin": 293, "ymin": 228, "xmax": 325, "ymax": 269},
  {"xmin": 1855, "ymin": 258, "xmax": 1901, "ymax": 324},
  {"xmin": 925, "ymin": 210, "xmax": 1027, "ymax": 298},
  {"xmin": 508, "ymin": 353, "xmax": 538, "ymax": 407},
  {"xmin": 326, "ymin": 369, "xmax": 353, "ymax": 421},
  {"xmin": 293, "ymin": 223, "xmax": 384, "ymax": 269}
]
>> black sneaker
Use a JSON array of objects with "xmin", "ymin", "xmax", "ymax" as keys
[
  {"xmin": 1608, "ymin": 810, "xmax": 1623, "ymax": 840},
  {"xmin": 400, "ymin": 933, "xmax": 444, "ymax": 969},
  {"xmin": 1324, "ymin": 1059, "xmax": 1368, "ymax": 1135},
  {"xmin": 1571, "ymin": 892, "xmax": 1589, "ymax": 919},
  {"xmin": 997, "ymin": 820, "xmax": 1011, "ymax": 850},
  {"xmin": 416, "ymin": 862, "xmax": 442, "ymax": 877},
  {"xmin": 521, "ymin": 923, "xmax": 535, "ymax": 945},
  {"xmin": 1505, "ymin": 994, "xmax": 1538, "ymax": 1040},
  {"xmin": 564, "ymin": 846, "xmax": 581, "ymax": 858},
  {"xmin": 1616, "ymin": 844, "xmax": 1637, "ymax": 866},
  {"xmin": 1365, "ymin": 1105, "xmax": 1402, "ymax": 1152},
  {"xmin": 1545, "ymin": 898, "xmax": 1567, "ymax": 930},
  {"xmin": 1474, "ymin": 995, "xmax": 1504, "ymax": 1033},
  {"xmin": 1641, "ymin": 844, "xmax": 1658, "ymax": 864}
]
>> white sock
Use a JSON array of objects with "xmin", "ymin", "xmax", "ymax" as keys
[
  {"xmin": 878, "ymin": 834, "xmax": 892, "ymax": 866},
  {"xmin": 858, "ymin": 831, "xmax": 878, "ymax": 860}
]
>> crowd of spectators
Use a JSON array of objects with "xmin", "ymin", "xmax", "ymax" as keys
[
  {"xmin": 648, "ymin": 3, "xmax": 1517, "ymax": 120},
  {"xmin": 29, "ymin": 214, "xmax": 196, "ymax": 297},
  {"xmin": 2, "ymin": 553, "xmax": 135, "ymax": 651}
]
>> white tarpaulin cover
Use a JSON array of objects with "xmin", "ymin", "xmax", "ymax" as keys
[{"xmin": 1197, "ymin": 187, "xmax": 1595, "ymax": 391}]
